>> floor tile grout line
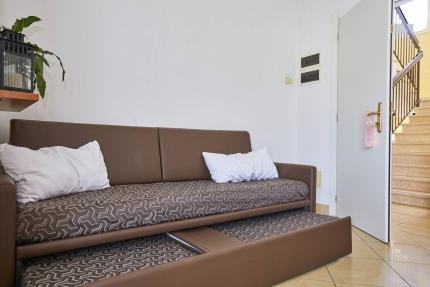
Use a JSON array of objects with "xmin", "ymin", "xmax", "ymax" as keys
[
  {"xmin": 325, "ymin": 265, "xmax": 337, "ymax": 287},
  {"xmin": 399, "ymin": 229, "xmax": 430, "ymax": 242},
  {"xmin": 396, "ymin": 226, "xmax": 430, "ymax": 240},
  {"xmin": 354, "ymin": 226, "xmax": 430, "ymax": 249},
  {"xmin": 396, "ymin": 216, "xmax": 430, "ymax": 226},
  {"xmin": 353, "ymin": 229, "xmax": 413, "ymax": 287},
  {"xmin": 421, "ymin": 245, "xmax": 430, "ymax": 253},
  {"xmin": 388, "ymin": 240, "xmax": 430, "ymax": 254},
  {"xmin": 393, "ymin": 223, "xmax": 430, "ymax": 250},
  {"xmin": 396, "ymin": 230, "xmax": 430, "ymax": 240},
  {"xmin": 383, "ymin": 238, "xmax": 430, "ymax": 251},
  {"xmin": 333, "ymin": 280, "xmax": 385, "ymax": 287}
]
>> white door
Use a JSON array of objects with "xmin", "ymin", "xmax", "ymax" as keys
[{"xmin": 337, "ymin": 0, "xmax": 392, "ymax": 242}]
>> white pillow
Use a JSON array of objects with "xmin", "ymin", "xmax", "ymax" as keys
[
  {"xmin": 202, "ymin": 148, "xmax": 279, "ymax": 183},
  {"xmin": 0, "ymin": 141, "xmax": 110, "ymax": 203}
]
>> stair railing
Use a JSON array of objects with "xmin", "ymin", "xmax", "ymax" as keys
[{"xmin": 392, "ymin": 6, "xmax": 423, "ymax": 132}]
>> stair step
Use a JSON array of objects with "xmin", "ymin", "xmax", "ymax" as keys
[
  {"xmin": 395, "ymin": 133, "xmax": 430, "ymax": 143},
  {"xmin": 392, "ymin": 189, "xmax": 430, "ymax": 208},
  {"xmin": 401, "ymin": 123, "xmax": 430, "ymax": 133},
  {"xmin": 392, "ymin": 143, "xmax": 430, "ymax": 153},
  {"xmin": 402, "ymin": 122, "xmax": 430, "ymax": 125},
  {"xmin": 392, "ymin": 153, "xmax": 430, "ymax": 165},
  {"xmin": 398, "ymin": 130, "xmax": 430, "ymax": 134},
  {"xmin": 409, "ymin": 115, "xmax": 430, "ymax": 123},
  {"xmin": 392, "ymin": 163, "xmax": 430, "ymax": 177},
  {"xmin": 414, "ymin": 107, "xmax": 430, "ymax": 116},
  {"xmin": 420, "ymin": 99, "xmax": 430, "ymax": 108},
  {"xmin": 392, "ymin": 175, "xmax": 430, "ymax": 193}
]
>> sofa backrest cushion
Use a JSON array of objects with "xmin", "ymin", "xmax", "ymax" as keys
[
  {"xmin": 158, "ymin": 128, "xmax": 251, "ymax": 182},
  {"xmin": 9, "ymin": 120, "xmax": 162, "ymax": 185}
]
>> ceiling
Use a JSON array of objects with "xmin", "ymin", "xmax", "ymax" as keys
[{"xmin": 396, "ymin": 0, "xmax": 430, "ymax": 32}]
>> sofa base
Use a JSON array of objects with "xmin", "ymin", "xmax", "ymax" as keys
[{"xmin": 18, "ymin": 210, "xmax": 351, "ymax": 287}]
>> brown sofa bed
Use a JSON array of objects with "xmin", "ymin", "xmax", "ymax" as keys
[{"xmin": 0, "ymin": 119, "xmax": 351, "ymax": 287}]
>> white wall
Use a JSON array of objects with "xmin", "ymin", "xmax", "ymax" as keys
[
  {"xmin": 0, "ymin": 0, "xmax": 300, "ymax": 163},
  {"xmin": 296, "ymin": 0, "xmax": 360, "ymax": 212},
  {"xmin": 1, "ymin": 0, "xmax": 364, "ymax": 209}
]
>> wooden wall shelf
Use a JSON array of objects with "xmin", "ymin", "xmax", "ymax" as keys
[{"xmin": 0, "ymin": 90, "xmax": 39, "ymax": 112}]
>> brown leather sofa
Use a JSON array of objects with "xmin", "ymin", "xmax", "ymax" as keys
[{"xmin": 0, "ymin": 119, "xmax": 351, "ymax": 287}]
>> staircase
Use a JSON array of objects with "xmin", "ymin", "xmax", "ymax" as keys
[
  {"xmin": 393, "ymin": 100, "xmax": 430, "ymax": 208},
  {"xmin": 391, "ymin": 5, "xmax": 428, "ymax": 208}
]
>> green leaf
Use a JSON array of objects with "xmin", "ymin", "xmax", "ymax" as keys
[
  {"xmin": 27, "ymin": 42, "xmax": 43, "ymax": 53},
  {"xmin": 11, "ymin": 16, "xmax": 41, "ymax": 33},
  {"xmin": 34, "ymin": 52, "xmax": 50, "ymax": 67},
  {"xmin": 41, "ymin": 50, "xmax": 65, "ymax": 81},
  {"xmin": 33, "ymin": 53, "xmax": 46, "ymax": 98},
  {"xmin": 33, "ymin": 53, "xmax": 43, "ymax": 78},
  {"xmin": 29, "ymin": 42, "xmax": 66, "ymax": 81},
  {"xmin": 37, "ymin": 75, "xmax": 47, "ymax": 98}
]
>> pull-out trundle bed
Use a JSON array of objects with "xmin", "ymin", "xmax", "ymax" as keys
[
  {"xmin": 1, "ymin": 120, "xmax": 352, "ymax": 287},
  {"xmin": 19, "ymin": 210, "xmax": 351, "ymax": 287}
]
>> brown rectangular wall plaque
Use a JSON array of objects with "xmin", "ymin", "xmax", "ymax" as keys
[
  {"xmin": 301, "ymin": 54, "xmax": 320, "ymax": 68},
  {"xmin": 301, "ymin": 70, "xmax": 319, "ymax": 84}
]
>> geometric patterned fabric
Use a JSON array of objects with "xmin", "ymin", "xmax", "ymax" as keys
[
  {"xmin": 17, "ymin": 179, "xmax": 309, "ymax": 245},
  {"xmin": 212, "ymin": 209, "xmax": 337, "ymax": 242},
  {"xmin": 20, "ymin": 235, "xmax": 196, "ymax": 287}
]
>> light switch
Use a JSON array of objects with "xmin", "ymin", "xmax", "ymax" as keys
[{"xmin": 284, "ymin": 76, "xmax": 293, "ymax": 85}]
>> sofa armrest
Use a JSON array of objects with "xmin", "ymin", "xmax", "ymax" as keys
[
  {"xmin": 0, "ymin": 172, "xmax": 16, "ymax": 287},
  {"xmin": 275, "ymin": 163, "xmax": 316, "ymax": 212}
]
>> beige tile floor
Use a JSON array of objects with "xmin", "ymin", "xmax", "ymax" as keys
[{"xmin": 276, "ymin": 203, "xmax": 430, "ymax": 287}]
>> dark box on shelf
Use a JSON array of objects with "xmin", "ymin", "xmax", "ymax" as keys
[{"xmin": 0, "ymin": 29, "xmax": 35, "ymax": 93}]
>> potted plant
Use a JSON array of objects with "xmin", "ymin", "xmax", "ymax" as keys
[{"xmin": 0, "ymin": 16, "xmax": 65, "ymax": 98}]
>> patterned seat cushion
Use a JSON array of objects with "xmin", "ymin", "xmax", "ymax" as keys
[
  {"xmin": 20, "ymin": 235, "xmax": 196, "ymax": 287},
  {"xmin": 211, "ymin": 210, "xmax": 336, "ymax": 242},
  {"xmin": 16, "ymin": 179, "xmax": 309, "ymax": 245}
]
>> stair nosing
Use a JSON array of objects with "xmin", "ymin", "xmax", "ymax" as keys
[
  {"xmin": 392, "ymin": 152, "xmax": 430, "ymax": 156},
  {"xmin": 414, "ymin": 107, "xmax": 430, "ymax": 111},
  {"xmin": 393, "ymin": 175, "xmax": 430, "ymax": 182},
  {"xmin": 394, "ymin": 141, "xmax": 430, "ymax": 144},
  {"xmin": 410, "ymin": 115, "xmax": 430, "ymax": 118},
  {"xmin": 402, "ymin": 122, "xmax": 430, "ymax": 125},
  {"xmin": 392, "ymin": 189, "xmax": 430, "ymax": 198},
  {"xmin": 392, "ymin": 163, "xmax": 430, "ymax": 168},
  {"xmin": 392, "ymin": 142, "xmax": 430, "ymax": 146},
  {"xmin": 396, "ymin": 132, "xmax": 430, "ymax": 135}
]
